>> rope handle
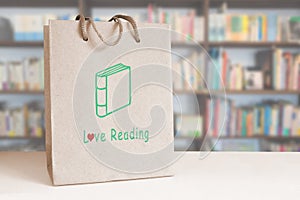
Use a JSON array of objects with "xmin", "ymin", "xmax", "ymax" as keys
[{"xmin": 75, "ymin": 14, "xmax": 140, "ymax": 46}]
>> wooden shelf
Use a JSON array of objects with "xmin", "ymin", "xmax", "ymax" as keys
[
  {"xmin": 214, "ymin": 136, "xmax": 263, "ymax": 139},
  {"xmin": 210, "ymin": 0, "xmax": 300, "ymax": 9},
  {"xmin": 88, "ymin": 0, "xmax": 204, "ymax": 8},
  {"xmin": 0, "ymin": 0, "xmax": 78, "ymax": 7},
  {"xmin": 209, "ymin": 41, "xmax": 300, "ymax": 48},
  {"xmin": 13, "ymin": 41, "xmax": 294, "ymax": 49},
  {"xmin": 0, "ymin": 137, "xmax": 44, "ymax": 140},
  {"xmin": 218, "ymin": 90, "xmax": 300, "ymax": 95},
  {"xmin": 0, "ymin": 41, "xmax": 205, "ymax": 48},
  {"xmin": 174, "ymin": 90, "xmax": 300, "ymax": 95},
  {"xmin": 0, "ymin": 41, "xmax": 43, "ymax": 47},
  {"xmin": 213, "ymin": 136, "xmax": 300, "ymax": 141},
  {"xmin": 2, "ymin": 0, "xmax": 294, "ymax": 9},
  {"xmin": 175, "ymin": 136, "xmax": 203, "ymax": 141},
  {"xmin": 174, "ymin": 90, "xmax": 209, "ymax": 95},
  {"xmin": 1, "ymin": 41, "xmax": 298, "ymax": 49},
  {"xmin": 172, "ymin": 41, "xmax": 205, "ymax": 48},
  {"xmin": 265, "ymin": 136, "xmax": 300, "ymax": 141},
  {"xmin": 0, "ymin": 90, "xmax": 44, "ymax": 95}
]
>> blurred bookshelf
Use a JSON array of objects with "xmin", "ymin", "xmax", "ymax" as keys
[
  {"xmin": 0, "ymin": 41, "xmax": 44, "ymax": 47},
  {"xmin": 0, "ymin": 0, "xmax": 78, "ymax": 151},
  {"xmin": 0, "ymin": 0, "xmax": 299, "ymax": 152}
]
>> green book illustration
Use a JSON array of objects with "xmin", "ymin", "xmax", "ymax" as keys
[{"xmin": 95, "ymin": 63, "xmax": 131, "ymax": 118}]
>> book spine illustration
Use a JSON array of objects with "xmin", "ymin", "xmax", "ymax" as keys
[{"xmin": 95, "ymin": 76, "xmax": 107, "ymax": 118}]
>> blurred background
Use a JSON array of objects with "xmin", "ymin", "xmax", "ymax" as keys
[{"xmin": 0, "ymin": 0, "xmax": 299, "ymax": 152}]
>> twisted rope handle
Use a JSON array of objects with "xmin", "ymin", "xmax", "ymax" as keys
[{"xmin": 76, "ymin": 14, "xmax": 140, "ymax": 46}]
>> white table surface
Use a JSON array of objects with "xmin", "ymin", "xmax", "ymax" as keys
[{"xmin": 0, "ymin": 152, "xmax": 300, "ymax": 200}]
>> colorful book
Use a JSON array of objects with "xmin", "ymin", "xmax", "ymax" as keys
[
  {"xmin": 283, "ymin": 104, "xmax": 293, "ymax": 136},
  {"xmin": 289, "ymin": 16, "xmax": 300, "ymax": 41},
  {"xmin": 267, "ymin": 15, "xmax": 277, "ymax": 41},
  {"xmin": 0, "ymin": 62, "xmax": 8, "ymax": 90}
]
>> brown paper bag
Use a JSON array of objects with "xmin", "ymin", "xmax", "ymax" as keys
[{"xmin": 44, "ymin": 15, "xmax": 174, "ymax": 185}]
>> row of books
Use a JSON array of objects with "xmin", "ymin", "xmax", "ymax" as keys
[
  {"xmin": 173, "ymin": 52, "xmax": 206, "ymax": 91},
  {"xmin": 173, "ymin": 48, "xmax": 300, "ymax": 91},
  {"xmin": 209, "ymin": 13, "xmax": 300, "ymax": 42},
  {"xmin": 147, "ymin": 4, "xmax": 204, "ymax": 42},
  {"xmin": 208, "ymin": 48, "xmax": 261, "ymax": 90},
  {"xmin": 207, "ymin": 48, "xmax": 300, "ymax": 90},
  {"xmin": 206, "ymin": 99, "xmax": 300, "ymax": 138},
  {"xmin": 7, "ymin": 9, "xmax": 300, "ymax": 43},
  {"xmin": 0, "ymin": 57, "xmax": 44, "ymax": 91},
  {"xmin": 174, "ymin": 115, "xmax": 203, "ymax": 138},
  {"xmin": 257, "ymin": 49, "xmax": 300, "ymax": 90},
  {"xmin": 173, "ymin": 49, "xmax": 261, "ymax": 91},
  {"xmin": 0, "ymin": 101, "xmax": 44, "ymax": 138},
  {"xmin": 12, "ymin": 14, "xmax": 74, "ymax": 41}
]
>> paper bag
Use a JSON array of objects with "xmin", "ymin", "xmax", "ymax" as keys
[{"xmin": 44, "ymin": 15, "xmax": 174, "ymax": 185}]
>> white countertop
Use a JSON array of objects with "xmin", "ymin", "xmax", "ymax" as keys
[{"xmin": 0, "ymin": 152, "xmax": 300, "ymax": 200}]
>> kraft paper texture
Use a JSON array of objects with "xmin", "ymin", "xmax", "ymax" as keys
[{"xmin": 44, "ymin": 19, "xmax": 173, "ymax": 185}]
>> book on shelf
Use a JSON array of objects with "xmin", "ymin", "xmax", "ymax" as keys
[
  {"xmin": 8, "ymin": 61, "xmax": 24, "ymax": 90},
  {"xmin": 0, "ymin": 101, "xmax": 44, "ymax": 138},
  {"xmin": 209, "ymin": 11, "xmax": 300, "ymax": 42},
  {"xmin": 27, "ymin": 102, "xmax": 44, "ymax": 138},
  {"xmin": 0, "ymin": 57, "xmax": 44, "ymax": 92},
  {"xmin": 24, "ymin": 57, "xmax": 44, "ymax": 91},
  {"xmin": 10, "ymin": 107, "xmax": 25, "ymax": 137},
  {"xmin": 205, "ymin": 97, "xmax": 228, "ymax": 137},
  {"xmin": 206, "ymin": 98, "xmax": 300, "ymax": 138},
  {"xmin": 175, "ymin": 114, "xmax": 203, "ymax": 138},
  {"xmin": 0, "ymin": 61, "xmax": 8, "ymax": 90},
  {"xmin": 288, "ymin": 16, "xmax": 300, "ymax": 42}
]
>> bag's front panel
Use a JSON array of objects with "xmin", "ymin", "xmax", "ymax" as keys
[{"xmin": 48, "ymin": 20, "xmax": 173, "ymax": 185}]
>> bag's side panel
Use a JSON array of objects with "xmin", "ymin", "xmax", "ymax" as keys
[{"xmin": 44, "ymin": 25, "xmax": 53, "ymax": 184}]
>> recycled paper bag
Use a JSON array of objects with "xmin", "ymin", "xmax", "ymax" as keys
[{"xmin": 44, "ymin": 15, "xmax": 174, "ymax": 185}]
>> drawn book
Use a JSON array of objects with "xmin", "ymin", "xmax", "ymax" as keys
[{"xmin": 95, "ymin": 63, "xmax": 131, "ymax": 118}]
